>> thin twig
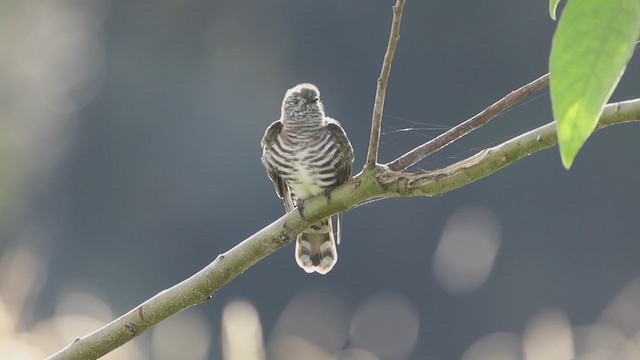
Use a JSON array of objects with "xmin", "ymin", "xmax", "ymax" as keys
[
  {"xmin": 365, "ymin": 0, "xmax": 406, "ymax": 169},
  {"xmin": 386, "ymin": 73, "xmax": 550, "ymax": 171}
]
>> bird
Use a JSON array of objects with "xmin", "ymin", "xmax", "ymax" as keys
[{"xmin": 261, "ymin": 83, "xmax": 354, "ymax": 274}]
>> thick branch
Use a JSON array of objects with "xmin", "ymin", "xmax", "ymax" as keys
[
  {"xmin": 46, "ymin": 170, "xmax": 381, "ymax": 359},
  {"xmin": 387, "ymin": 73, "xmax": 550, "ymax": 171},
  {"xmin": 48, "ymin": 98, "xmax": 640, "ymax": 360},
  {"xmin": 365, "ymin": 0, "xmax": 405, "ymax": 169}
]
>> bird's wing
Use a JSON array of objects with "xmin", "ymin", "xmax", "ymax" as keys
[
  {"xmin": 325, "ymin": 118, "xmax": 354, "ymax": 185},
  {"xmin": 325, "ymin": 118, "xmax": 354, "ymax": 244},
  {"xmin": 261, "ymin": 120, "xmax": 295, "ymax": 212}
]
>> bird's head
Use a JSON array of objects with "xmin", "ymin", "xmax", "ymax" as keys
[{"xmin": 281, "ymin": 83, "xmax": 325, "ymax": 122}]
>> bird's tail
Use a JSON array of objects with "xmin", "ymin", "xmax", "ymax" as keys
[{"xmin": 295, "ymin": 217, "xmax": 337, "ymax": 274}]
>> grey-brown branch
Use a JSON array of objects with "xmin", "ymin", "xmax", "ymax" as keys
[{"xmin": 47, "ymin": 96, "xmax": 640, "ymax": 360}]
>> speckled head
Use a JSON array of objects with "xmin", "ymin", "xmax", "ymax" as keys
[{"xmin": 281, "ymin": 83, "xmax": 325, "ymax": 122}]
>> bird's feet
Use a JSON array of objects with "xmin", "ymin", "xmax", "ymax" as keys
[
  {"xmin": 296, "ymin": 188, "xmax": 334, "ymax": 220},
  {"xmin": 295, "ymin": 199, "xmax": 305, "ymax": 219},
  {"xmin": 324, "ymin": 188, "xmax": 333, "ymax": 202}
]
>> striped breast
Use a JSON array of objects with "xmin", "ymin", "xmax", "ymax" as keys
[{"xmin": 265, "ymin": 128, "xmax": 339, "ymax": 199}]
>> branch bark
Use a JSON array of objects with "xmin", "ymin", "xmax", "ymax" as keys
[{"xmin": 365, "ymin": 0, "xmax": 405, "ymax": 169}]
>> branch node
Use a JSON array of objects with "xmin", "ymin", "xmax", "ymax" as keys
[{"xmin": 124, "ymin": 323, "xmax": 138, "ymax": 337}]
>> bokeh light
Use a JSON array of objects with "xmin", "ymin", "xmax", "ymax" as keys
[
  {"xmin": 0, "ymin": 1, "xmax": 107, "ymax": 224},
  {"xmin": 331, "ymin": 347, "xmax": 379, "ymax": 360},
  {"xmin": 433, "ymin": 206, "xmax": 502, "ymax": 294},
  {"xmin": 222, "ymin": 300, "xmax": 265, "ymax": 360},
  {"xmin": 574, "ymin": 325, "xmax": 640, "ymax": 360},
  {"xmin": 598, "ymin": 278, "xmax": 640, "ymax": 337},
  {"xmin": 269, "ymin": 335, "xmax": 330, "ymax": 360},
  {"xmin": 151, "ymin": 309, "xmax": 212, "ymax": 360},
  {"xmin": 349, "ymin": 292, "xmax": 420, "ymax": 359},
  {"xmin": 270, "ymin": 289, "xmax": 348, "ymax": 356},
  {"xmin": 523, "ymin": 309, "xmax": 574, "ymax": 360},
  {"xmin": 461, "ymin": 332, "xmax": 521, "ymax": 360}
]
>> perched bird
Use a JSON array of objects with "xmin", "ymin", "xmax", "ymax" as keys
[{"xmin": 261, "ymin": 83, "xmax": 354, "ymax": 274}]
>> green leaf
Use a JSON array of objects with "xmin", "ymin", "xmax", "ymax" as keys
[
  {"xmin": 550, "ymin": 0, "xmax": 640, "ymax": 169},
  {"xmin": 549, "ymin": 0, "xmax": 562, "ymax": 20}
]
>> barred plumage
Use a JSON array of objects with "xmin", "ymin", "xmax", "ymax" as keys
[{"xmin": 261, "ymin": 83, "xmax": 354, "ymax": 274}]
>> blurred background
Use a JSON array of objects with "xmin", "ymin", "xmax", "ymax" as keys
[{"xmin": 0, "ymin": 0, "xmax": 639, "ymax": 359}]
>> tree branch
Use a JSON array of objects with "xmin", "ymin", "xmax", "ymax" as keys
[
  {"xmin": 46, "ymin": 0, "xmax": 640, "ymax": 357},
  {"xmin": 387, "ymin": 73, "xmax": 549, "ymax": 171},
  {"xmin": 365, "ymin": 0, "xmax": 405, "ymax": 169},
  {"xmin": 378, "ymin": 99, "xmax": 640, "ymax": 195},
  {"xmin": 48, "ymin": 97, "xmax": 640, "ymax": 360}
]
